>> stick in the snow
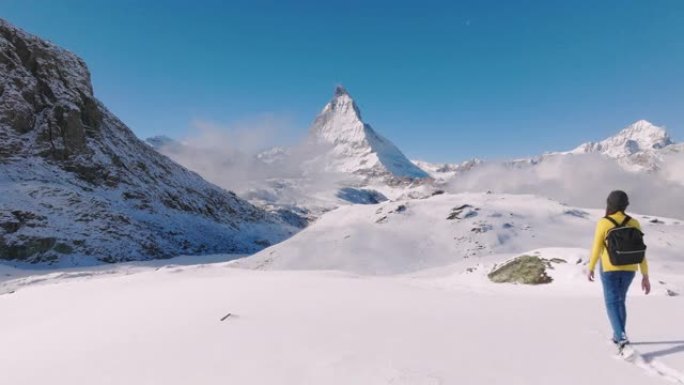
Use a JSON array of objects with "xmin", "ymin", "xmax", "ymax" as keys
[{"xmin": 220, "ymin": 313, "xmax": 232, "ymax": 321}]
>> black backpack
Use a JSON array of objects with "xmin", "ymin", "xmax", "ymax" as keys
[{"xmin": 604, "ymin": 215, "xmax": 646, "ymax": 266}]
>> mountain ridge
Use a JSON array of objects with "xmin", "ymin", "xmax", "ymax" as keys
[
  {"xmin": 415, "ymin": 119, "xmax": 680, "ymax": 177},
  {"xmin": 0, "ymin": 18, "xmax": 298, "ymax": 264},
  {"xmin": 570, "ymin": 119, "xmax": 673, "ymax": 158}
]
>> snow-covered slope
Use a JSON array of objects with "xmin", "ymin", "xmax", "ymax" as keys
[
  {"xmin": 2, "ymin": 263, "xmax": 684, "ymax": 385},
  {"xmin": 2, "ymin": 185, "xmax": 683, "ymax": 385},
  {"xmin": 0, "ymin": 19, "xmax": 298, "ymax": 264},
  {"xmin": 307, "ymin": 86, "xmax": 429, "ymax": 180},
  {"xmin": 239, "ymin": 192, "xmax": 684, "ymax": 278}
]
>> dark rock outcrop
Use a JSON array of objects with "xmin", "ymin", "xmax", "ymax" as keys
[{"xmin": 488, "ymin": 255, "xmax": 553, "ymax": 285}]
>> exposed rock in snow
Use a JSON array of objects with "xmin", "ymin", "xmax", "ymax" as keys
[
  {"xmin": 336, "ymin": 187, "xmax": 388, "ymax": 205},
  {"xmin": 488, "ymin": 255, "xmax": 555, "ymax": 285},
  {"xmin": 0, "ymin": 19, "xmax": 299, "ymax": 264}
]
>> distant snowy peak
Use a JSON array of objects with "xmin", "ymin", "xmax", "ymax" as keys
[
  {"xmin": 308, "ymin": 86, "xmax": 429, "ymax": 180},
  {"xmin": 256, "ymin": 146, "xmax": 291, "ymax": 164},
  {"xmin": 413, "ymin": 158, "xmax": 484, "ymax": 179},
  {"xmin": 572, "ymin": 120, "xmax": 673, "ymax": 158},
  {"xmin": 310, "ymin": 85, "xmax": 367, "ymax": 144}
]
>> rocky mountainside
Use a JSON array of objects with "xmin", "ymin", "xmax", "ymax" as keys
[
  {"xmin": 307, "ymin": 86, "xmax": 429, "ymax": 181},
  {"xmin": 0, "ymin": 19, "xmax": 299, "ymax": 264}
]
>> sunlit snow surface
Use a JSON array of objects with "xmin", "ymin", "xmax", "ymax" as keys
[{"xmin": 1, "ymin": 193, "xmax": 683, "ymax": 385}]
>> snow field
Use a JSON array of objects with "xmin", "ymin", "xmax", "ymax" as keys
[{"xmin": 1, "ymin": 265, "xmax": 682, "ymax": 385}]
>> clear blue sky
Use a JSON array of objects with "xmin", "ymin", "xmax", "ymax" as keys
[{"xmin": 3, "ymin": 0, "xmax": 683, "ymax": 162}]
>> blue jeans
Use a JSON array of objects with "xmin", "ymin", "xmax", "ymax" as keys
[{"xmin": 600, "ymin": 270, "xmax": 636, "ymax": 342}]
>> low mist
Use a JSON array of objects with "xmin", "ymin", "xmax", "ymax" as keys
[
  {"xmin": 154, "ymin": 119, "xmax": 684, "ymax": 219},
  {"xmin": 155, "ymin": 118, "xmax": 357, "ymax": 202},
  {"xmin": 660, "ymin": 151, "xmax": 684, "ymax": 187},
  {"xmin": 446, "ymin": 153, "xmax": 684, "ymax": 219}
]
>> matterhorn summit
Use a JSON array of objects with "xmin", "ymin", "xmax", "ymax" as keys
[
  {"xmin": 307, "ymin": 86, "xmax": 429, "ymax": 180},
  {"xmin": 572, "ymin": 120, "xmax": 673, "ymax": 158}
]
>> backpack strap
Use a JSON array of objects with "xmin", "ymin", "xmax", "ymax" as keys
[
  {"xmin": 603, "ymin": 216, "xmax": 620, "ymax": 227},
  {"xmin": 603, "ymin": 216, "xmax": 623, "ymax": 250},
  {"xmin": 603, "ymin": 215, "xmax": 631, "ymax": 228}
]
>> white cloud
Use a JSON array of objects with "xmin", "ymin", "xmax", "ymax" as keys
[
  {"xmin": 446, "ymin": 153, "xmax": 684, "ymax": 219},
  {"xmin": 660, "ymin": 151, "xmax": 684, "ymax": 187},
  {"xmin": 153, "ymin": 116, "xmax": 684, "ymax": 220},
  {"xmin": 154, "ymin": 116, "xmax": 353, "ymax": 203}
]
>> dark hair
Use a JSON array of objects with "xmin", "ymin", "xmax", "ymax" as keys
[{"xmin": 606, "ymin": 190, "xmax": 629, "ymax": 216}]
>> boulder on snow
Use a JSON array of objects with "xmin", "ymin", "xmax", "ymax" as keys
[
  {"xmin": 447, "ymin": 204, "xmax": 478, "ymax": 220},
  {"xmin": 488, "ymin": 255, "xmax": 553, "ymax": 285}
]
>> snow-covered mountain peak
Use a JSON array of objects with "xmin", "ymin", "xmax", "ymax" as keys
[
  {"xmin": 631, "ymin": 119, "xmax": 659, "ymax": 129},
  {"xmin": 307, "ymin": 86, "xmax": 429, "ymax": 180},
  {"xmin": 334, "ymin": 84, "xmax": 350, "ymax": 97},
  {"xmin": 615, "ymin": 119, "xmax": 671, "ymax": 146},
  {"xmin": 572, "ymin": 120, "xmax": 673, "ymax": 158},
  {"xmin": 311, "ymin": 85, "xmax": 366, "ymax": 144}
]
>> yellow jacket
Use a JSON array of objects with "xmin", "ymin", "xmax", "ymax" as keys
[{"xmin": 589, "ymin": 212, "xmax": 648, "ymax": 274}]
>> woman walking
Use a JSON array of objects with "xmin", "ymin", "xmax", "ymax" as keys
[{"xmin": 587, "ymin": 190, "xmax": 650, "ymax": 351}]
